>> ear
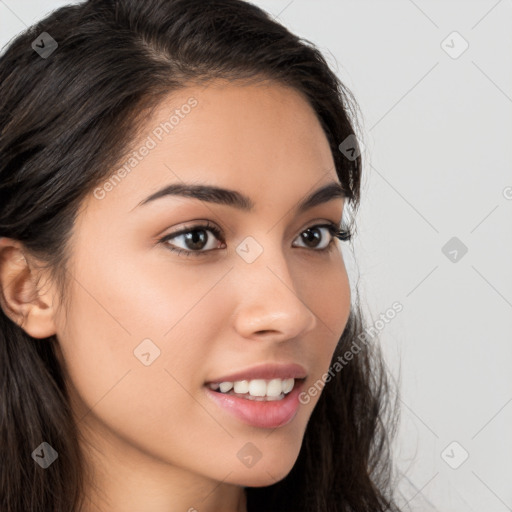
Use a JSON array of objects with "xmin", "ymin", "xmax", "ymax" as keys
[{"xmin": 0, "ymin": 237, "xmax": 58, "ymax": 339}]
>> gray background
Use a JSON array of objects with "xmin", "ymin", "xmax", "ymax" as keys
[{"xmin": 1, "ymin": 1, "xmax": 511, "ymax": 510}]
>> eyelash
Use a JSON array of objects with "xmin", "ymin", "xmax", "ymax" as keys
[{"xmin": 158, "ymin": 220, "xmax": 352, "ymax": 258}]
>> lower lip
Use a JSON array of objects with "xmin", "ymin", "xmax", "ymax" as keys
[{"xmin": 204, "ymin": 379, "xmax": 305, "ymax": 429}]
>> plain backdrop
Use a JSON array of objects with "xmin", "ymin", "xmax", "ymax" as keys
[{"xmin": 1, "ymin": 1, "xmax": 511, "ymax": 511}]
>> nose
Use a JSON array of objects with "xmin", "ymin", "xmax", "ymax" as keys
[{"xmin": 230, "ymin": 247, "xmax": 318, "ymax": 342}]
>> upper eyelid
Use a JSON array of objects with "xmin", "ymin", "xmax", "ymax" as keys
[
  {"xmin": 158, "ymin": 221, "xmax": 347, "ymax": 256},
  {"xmin": 162, "ymin": 219, "xmax": 343, "ymax": 241}
]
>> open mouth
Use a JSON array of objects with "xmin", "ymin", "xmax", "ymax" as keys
[
  {"xmin": 204, "ymin": 376, "xmax": 307, "ymax": 428},
  {"xmin": 205, "ymin": 377, "xmax": 306, "ymax": 401}
]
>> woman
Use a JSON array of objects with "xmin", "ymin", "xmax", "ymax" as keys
[{"xmin": 0, "ymin": 0, "xmax": 401, "ymax": 510}]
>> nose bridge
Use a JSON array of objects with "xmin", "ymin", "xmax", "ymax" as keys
[
  {"xmin": 230, "ymin": 234, "xmax": 317, "ymax": 338},
  {"xmin": 235, "ymin": 229, "xmax": 295, "ymax": 290}
]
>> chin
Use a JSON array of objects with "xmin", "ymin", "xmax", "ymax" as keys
[{"xmin": 227, "ymin": 453, "xmax": 298, "ymax": 488}]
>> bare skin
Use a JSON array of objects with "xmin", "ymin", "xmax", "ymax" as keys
[{"xmin": 0, "ymin": 79, "xmax": 351, "ymax": 511}]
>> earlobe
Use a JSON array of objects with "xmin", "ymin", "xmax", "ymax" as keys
[{"xmin": 0, "ymin": 238, "xmax": 57, "ymax": 339}]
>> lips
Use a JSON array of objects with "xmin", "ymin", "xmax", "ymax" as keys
[
  {"xmin": 204, "ymin": 377, "xmax": 306, "ymax": 428},
  {"xmin": 205, "ymin": 362, "xmax": 307, "ymax": 385}
]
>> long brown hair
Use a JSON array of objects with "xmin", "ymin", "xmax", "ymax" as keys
[{"xmin": 0, "ymin": 1, "xmax": 401, "ymax": 510}]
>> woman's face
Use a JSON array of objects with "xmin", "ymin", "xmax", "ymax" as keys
[{"xmin": 52, "ymin": 80, "xmax": 351, "ymax": 500}]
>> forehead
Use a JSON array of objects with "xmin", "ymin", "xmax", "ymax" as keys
[{"xmin": 85, "ymin": 79, "xmax": 339, "ymax": 216}]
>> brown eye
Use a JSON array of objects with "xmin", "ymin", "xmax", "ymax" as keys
[
  {"xmin": 159, "ymin": 221, "xmax": 348, "ymax": 258},
  {"xmin": 159, "ymin": 221, "xmax": 224, "ymax": 257},
  {"xmin": 294, "ymin": 225, "xmax": 333, "ymax": 250}
]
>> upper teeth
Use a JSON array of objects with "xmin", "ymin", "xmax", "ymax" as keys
[{"xmin": 208, "ymin": 378, "xmax": 295, "ymax": 397}]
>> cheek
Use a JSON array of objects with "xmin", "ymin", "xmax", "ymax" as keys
[
  {"xmin": 54, "ymin": 251, "xmax": 223, "ymax": 450},
  {"xmin": 297, "ymin": 256, "xmax": 351, "ymax": 395},
  {"xmin": 300, "ymin": 253, "xmax": 351, "ymax": 340},
  {"xmin": 61, "ymin": 247, "xmax": 223, "ymax": 373}
]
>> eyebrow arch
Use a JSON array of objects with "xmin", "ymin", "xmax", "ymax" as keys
[{"xmin": 134, "ymin": 180, "xmax": 347, "ymax": 213}]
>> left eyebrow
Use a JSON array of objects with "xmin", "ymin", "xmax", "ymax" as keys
[{"xmin": 134, "ymin": 181, "xmax": 347, "ymax": 213}]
